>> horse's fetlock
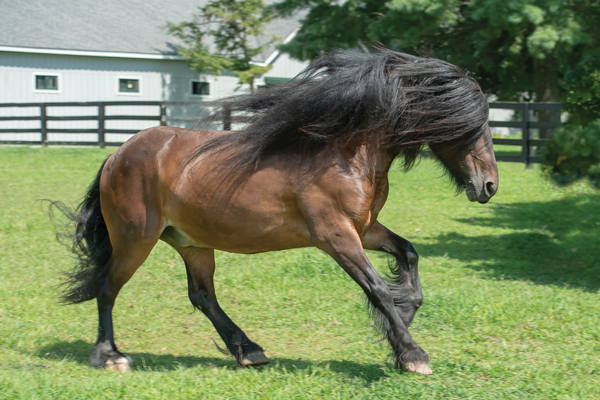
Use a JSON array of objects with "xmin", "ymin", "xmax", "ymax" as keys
[
  {"xmin": 89, "ymin": 340, "xmax": 132, "ymax": 370},
  {"xmin": 407, "ymin": 291, "xmax": 423, "ymax": 307},
  {"xmin": 400, "ymin": 345, "xmax": 429, "ymax": 364}
]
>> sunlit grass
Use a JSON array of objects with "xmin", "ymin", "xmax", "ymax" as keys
[{"xmin": 0, "ymin": 146, "xmax": 598, "ymax": 399}]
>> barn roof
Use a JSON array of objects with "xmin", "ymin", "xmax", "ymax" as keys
[{"xmin": 0, "ymin": 0, "xmax": 300, "ymax": 62}]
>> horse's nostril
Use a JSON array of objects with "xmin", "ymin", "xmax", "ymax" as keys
[{"xmin": 485, "ymin": 181, "xmax": 496, "ymax": 197}]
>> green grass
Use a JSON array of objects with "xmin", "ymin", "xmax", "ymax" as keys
[
  {"xmin": 0, "ymin": 146, "xmax": 599, "ymax": 399},
  {"xmin": 493, "ymin": 144, "xmax": 523, "ymax": 157}
]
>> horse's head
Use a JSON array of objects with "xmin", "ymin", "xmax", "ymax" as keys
[{"xmin": 429, "ymin": 125, "xmax": 498, "ymax": 204}]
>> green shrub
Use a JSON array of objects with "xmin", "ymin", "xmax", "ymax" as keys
[
  {"xmin": 541, "ymin": 120, "xmax": 600, "ymax": 187},
  {"xmin": 563, "ymin": 70, "xmax": 600, "ymax": 127}
]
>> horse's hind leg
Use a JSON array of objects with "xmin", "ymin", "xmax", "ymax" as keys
[
  {"xmin": 90, "ymin": 184, "xmax": 162, "ymax": 371},
  {"xmin": 89, "ymin": 235, "xmax": 158, "ymax": 371},
  {"xmin": 174, "ymin": 246, "xmax": 269, "ymax": 366}
]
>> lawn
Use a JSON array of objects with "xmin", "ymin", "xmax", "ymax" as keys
[{"xmin": 0, "ymin": 146, "xmax": 598, "ymax": 399}]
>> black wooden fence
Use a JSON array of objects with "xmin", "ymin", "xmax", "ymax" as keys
[
  {"xmin": 0, "ymin": 101, "xmax": 562, "ymax": 164},
  {"xmin": 0, "ymin": 101, "xmax": 229, "ymax": 147},
  {"xmin": 0, "ymin": 101, "xmax": 163, "ymax": 147},
  {"xmin": 489, "ymin": 102, "xmax": 563, "ymax": 164}
]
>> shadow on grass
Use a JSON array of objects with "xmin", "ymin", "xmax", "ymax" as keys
[
  {"xmin": 34, "ymin": 340, "xmax": 391, "ymax": 382},
  {"xmin": 418, "ymin": 193, "xmax": 600, "ymax": 291}
]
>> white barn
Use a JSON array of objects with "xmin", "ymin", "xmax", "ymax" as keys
[{"xmin": 0, "ymin": 0, "xmax": 309, "ymax": 143}]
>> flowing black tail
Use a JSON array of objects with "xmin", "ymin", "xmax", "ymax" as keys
[{"xmin": 49, "ymin": 157, "xmax": 112, "ymax": 303}]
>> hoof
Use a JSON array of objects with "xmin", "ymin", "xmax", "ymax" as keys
[
  {"xmin": 105, "ymin": 355, "xmax": 133, "ymax": 372},
  {"xmin": 403, "ymin": 361, "xmax": 432, "ymax": 375},
  {"xmin": 239, "ymin": 350, "xmax": 270, "ymax": 367}
]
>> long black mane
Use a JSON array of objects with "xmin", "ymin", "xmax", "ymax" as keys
[{"xmin": 189, "ymin": 47, "xmax": 488, "ymax": 174}]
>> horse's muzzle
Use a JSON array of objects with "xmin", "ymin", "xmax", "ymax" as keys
[{"xmin": 465, "ymin": 177, "xmax": 498, "ymax": 204}]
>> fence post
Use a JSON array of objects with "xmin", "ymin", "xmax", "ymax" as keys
[
  {"xmin": 522, "ymin": 103, "xmax": 533, "ymax": 168},
  {"xmin": 40, "ymin": 105, "xmax": 48, "ymax": 146},
  {"xmin": 98, "ymin": 103, "xmax": 106, "ymax": 148},
  {"xmin": 160, "ymin": 103, "xmax": 167, "ymax": 126},
  {"xmin": 223, "ymin": 104, "xmax": 231, "ymax": 131}
]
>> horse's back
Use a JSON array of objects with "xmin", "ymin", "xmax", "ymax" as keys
[{"xmin": 103, "ymin": 126, "xmax": 220, "ymax": 189}]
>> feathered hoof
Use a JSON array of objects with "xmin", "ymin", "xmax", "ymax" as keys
[
  {"xmin": 239, "ymin": 350, "xmax": 270, "ymax": 367},
  {"xmin": 402, "ymin": 361, "xmax": 432, "ymax": 375},
  {"xmin": 105, "ymin": 355, "xmax": 133, "ymax": 372}
]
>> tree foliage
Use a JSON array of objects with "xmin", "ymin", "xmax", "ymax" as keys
[
  {"xmin": 165, "ymin": 0, "xmax": 276, "ymax": 92},
  {"xmin": 563, "ymin": 70, "xmax": 600, "ymax": 127},
  {"xmin": 541, "ymin": 120, "xmax": 600, "ymax": 187},
  {"xmin": 273, "ymin": 0, "xmax": 599, "ymax": 105}
]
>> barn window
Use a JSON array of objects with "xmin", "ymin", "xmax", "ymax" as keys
[
  {"xmin": 35, "ymin": 75, "xmax": 58, "ymax": 90},
  {"xmin": 119, "ymin": 78, "xmax": 140, "ymax": 93},
  {"xmin": 192, "ymin": 81, "xmax": 210, "ymax": 96}
]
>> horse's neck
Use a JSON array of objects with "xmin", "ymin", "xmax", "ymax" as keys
[{"xmin": 341, "ymin": 134, "xmax": 394, "ymax": 179}]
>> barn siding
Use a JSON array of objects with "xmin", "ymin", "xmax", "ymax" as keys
[
  {"xmin": 0, "ymin": 51, "xmax": 247, "ymax": 141},
  {"xmin": 0, "ymin": 51, "xmax": 244, "ymax": 103}
]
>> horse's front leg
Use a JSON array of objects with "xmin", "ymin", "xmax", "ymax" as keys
[
  {"xmin": 361, "ymin": 221, "xmax": 423, "ymax": 329},
  {"xmin": 313, "ymin": 222, "xmax": 431, "ymax": 375}
]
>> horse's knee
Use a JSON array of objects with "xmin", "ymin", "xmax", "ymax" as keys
[
  {"xmin": 406, "ymin": 251, "xmax": 418, "ymax": 269},
  {"xmin": 396, "ymin": 239, "xmax": 418, "ymax": 268}
]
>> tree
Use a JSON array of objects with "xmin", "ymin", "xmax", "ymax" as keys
[
  {"xmin": 272, "ymin": 0, "xmax": 600, "ymax": 123},
  {"xmin": 541, "ymin": 121, "xmax": 600, "ymax": 187},
  {"xmin": 165, "ymin": 0, "xmax": 276, "ymax": 92}
]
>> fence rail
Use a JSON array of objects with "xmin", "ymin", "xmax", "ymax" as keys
[
  {"xmin": 0, "ymin": 101, "xmax": 230, "ymax": 147},
  {"xmin": 0, "ymin": 101, "xmax": 562, "ymax": 164},
  {"xmin": 489, "ymin": 102, "xmax": 563, "ymax": 165}
]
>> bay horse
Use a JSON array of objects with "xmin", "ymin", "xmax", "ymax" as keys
[{"xmin": 53, "ymin": 48, "xmax": 498, "ymax": 375}]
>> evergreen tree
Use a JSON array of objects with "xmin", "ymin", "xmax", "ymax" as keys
[{"xmin": 273, "ymin": 0, "xmax": 599, "ymax": 110}]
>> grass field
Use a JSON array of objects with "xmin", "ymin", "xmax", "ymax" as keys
[{"xmin": 0, "ymin": 146, "xmax": 599, "ymax": 399}]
